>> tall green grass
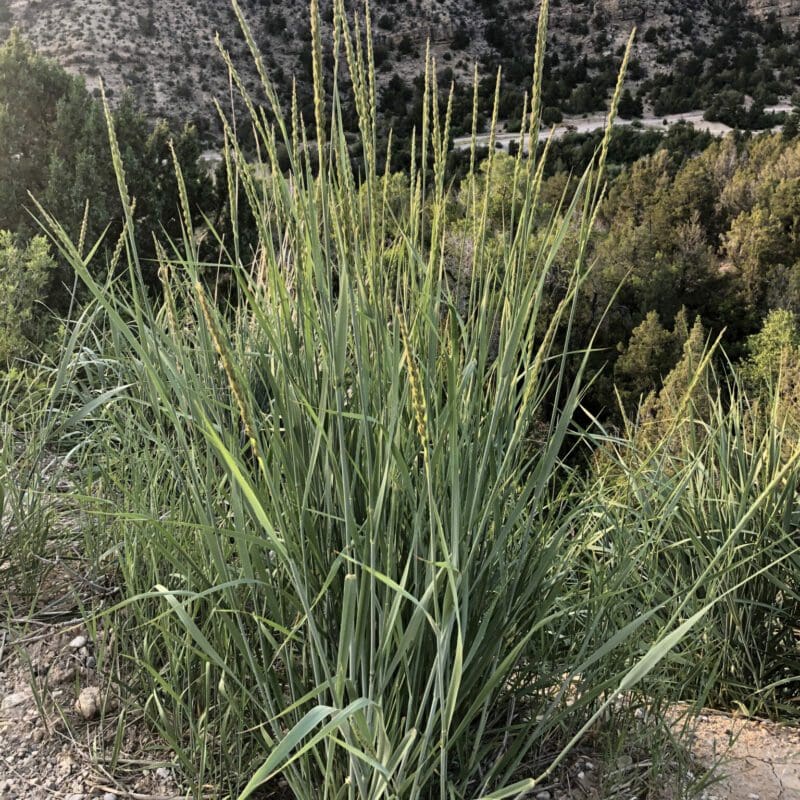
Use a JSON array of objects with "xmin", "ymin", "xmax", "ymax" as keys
[
  {"xmin": 0, "ymin": 364, "xmax": 60, "ymax": 599},
  {"xmin": 594, "ymin": 374, "xmax": 800, "ymax": 720},
  {"xmin": 28, "ymin": 1, "xmax": 798, "ymax": 797},
  {"xmin": 0, "ymin": 308, "xmax": 117, "ymax": 603}
]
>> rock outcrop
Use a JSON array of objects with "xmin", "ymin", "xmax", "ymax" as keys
[
  {"xmin": 1, "ymin": 0, "xmax": 797, "ymax": 128},
  {"xmin": 595, "ymin": 0, "xmax": 650, "ymax": 23},
  {"xmin": 746, "ymin": 0, "xmax": 800, "ymax": 27}
]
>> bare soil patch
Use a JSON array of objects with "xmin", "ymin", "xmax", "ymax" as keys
[{"xmin": 691, "ymin": 709, "xmax": 800, "ymax": 800}]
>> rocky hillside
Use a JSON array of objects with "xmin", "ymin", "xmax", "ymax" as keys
[
  {"xmin": 597, "ymin": 0, "xmax": 800, "ymax": 26},
  {"xmin": 0, "ymin": 0, "xmax": 503, "ymax": 132},
  {"xmin": 0, "ymin": 0, "xmax": 797, "ymax": 138}
]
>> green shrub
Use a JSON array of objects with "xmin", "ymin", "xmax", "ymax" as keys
[
  {"xmin": 541, "ymin": 105, "xmax": 563, "ymax": 125},
  {"xmin": 0, "ymin": 232, "xmax": 55, "ymax": 364}
]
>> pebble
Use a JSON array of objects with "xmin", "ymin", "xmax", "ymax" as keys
[
  {"xmin": 68, "ymin": 636, "xmax": 88, "ymax": 650},
  {"xmin": 102, "ymin": 793, "xmax": 117, "ymax": 800},
  {"xmin": 535, "ymin": 792, "xmax": 551, "ymax": 800}
]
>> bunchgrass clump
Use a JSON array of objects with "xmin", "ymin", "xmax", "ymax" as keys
[
  {"xmin": 593, "ymin": 371, "xmax": 800, "ymax": 720},
  {"xmin": 27, "ymin": 1, "xmax": 799, "ymax": 798}
]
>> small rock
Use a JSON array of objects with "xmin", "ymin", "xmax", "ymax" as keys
[
  {"xmin": 584, "ymin": 760, "xmax": 594, "ymax": 770},
  {"xmin": 576, "ymin": 771, "xmax": 585, "ymax": 781},
  {"xmin": 75, "ymin": 686, "xmax": 102, "ymax": 720},
  {"xmin": 49, "ymin": 666, "xmax": 76, "ymax": 686},
  {"xmin": 102, "ymin": 793, "xmax": 117, "ymax": 800},
  {"xmin": 535, "ymin": 792, "xmax": 551, "ymax": 800},
  {"xmin": 1, "ymin": 691, "xmax": 28, "ymax": 710},
  {"xmin": 155, "ymin": 766, "xmax": 171, "ymax": 780},
  {"xmin": 69, "ymin": 635, "xmax": 88, "ymax": 650},
  {"xmin": 57, "ymin": 752, "xmax": 76, "ymax": 775}
]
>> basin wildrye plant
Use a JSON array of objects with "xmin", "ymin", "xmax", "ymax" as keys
[{"xmin": 0, "ymin": 0, "xmax": 798, "ymax": 798}]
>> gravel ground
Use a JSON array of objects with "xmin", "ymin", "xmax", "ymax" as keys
[{"xmin": 0, "ymin": 617, "xmax": 180, "ymax": 800}]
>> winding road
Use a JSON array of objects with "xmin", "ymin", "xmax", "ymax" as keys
[{"xmin": 452, "ymin": 103, "xmax": 794, "ymax": 152}]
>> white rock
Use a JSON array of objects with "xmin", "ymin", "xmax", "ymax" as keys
[
  {"xmin": 69, "ymin": 635, "xmax": 88, "ymax": 650},
  {"xmin": 74, "ymin": 686, "xmax": 102, "ymax": 720},
  {"xmin": 535, "ymin": 792, "xmax": 551, "ymax": 800},
  {"xmin": 102, "ymin": 793, "xmax": 117, "ymax": 800},
  {"xmin": 1, "ymin": 691, "xmax": 27, "ymax": 710}
]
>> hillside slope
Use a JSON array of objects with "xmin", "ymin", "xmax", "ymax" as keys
[{"xmin": 0, "ymin": 0, "xmax": 797, "ymax": 137}]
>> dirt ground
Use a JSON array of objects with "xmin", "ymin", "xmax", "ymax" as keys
[{"xmin": 690, "ymin": 710, "xmax": 800, "ymax": 800}]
